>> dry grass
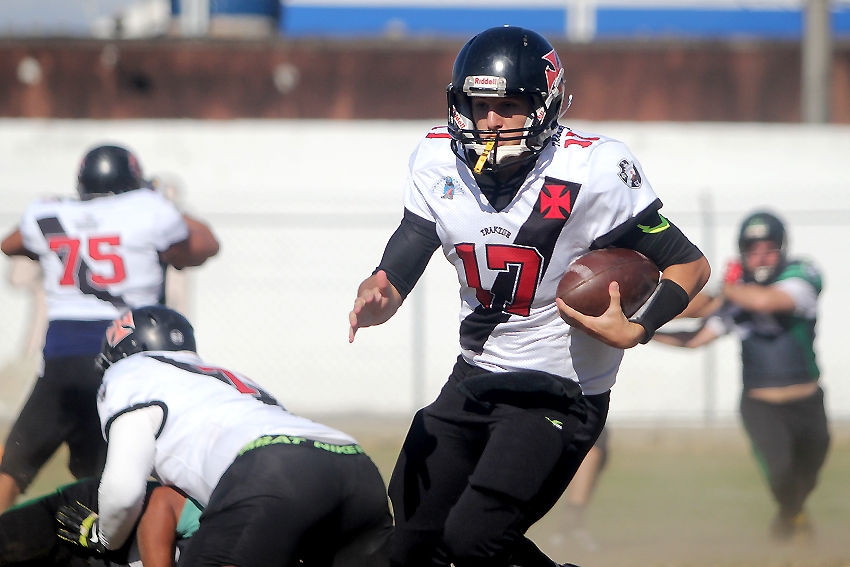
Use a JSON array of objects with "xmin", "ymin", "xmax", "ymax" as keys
[
  {"xmin": 327, "ymin": 416, "xmax": 850, "ymax": 567},
  {"xmin": 6, "ymin": 417, "xmax": 850, "ymax": 567}
]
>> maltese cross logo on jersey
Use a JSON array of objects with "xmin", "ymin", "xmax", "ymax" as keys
[
  {"xmin": 539, "ymin": 178, "xmax": 579, "ymax": 219},
  {"xmin": 106, "ymin": 311, "xmax": 135, "ymax": 347}
]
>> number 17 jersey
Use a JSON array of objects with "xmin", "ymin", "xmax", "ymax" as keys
[{"xmin": 404, "ymin": 126, "xmax": 660, "ymax": 395}]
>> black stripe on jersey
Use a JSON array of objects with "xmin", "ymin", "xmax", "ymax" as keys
[
  {"xmin": 147, "ymin": 354, "xmax": 283, "ymax": 408},
  {"xmin": 513, "ymin": 177, "xmax": 580, "ymax": 276},
  {"xmin": 158, "ymin": 260, "xmax": 169, "ymax": 306},
  {"xmin": 76, "ymin": 259, "xmax": 128, "ymax": 308},
  {"xmin": 590, "ymin": 198, "xmax": 662, "ymax": 250},
  {"xmin": 36, "ymin": 216, "xmax": 64, "ymax": 235},
  {"xmin": 37, "ymin": 216, "xmax": 128, "ymax": 309},
  {"xmin": 458, "ymin": 177, "xmax": 580, "ymax": 355},
  {"xmin": 460, "ymin": 307, "xmax": 512, "ymax": 354},
  {"xmin": 104, "ymin": 401, "xmax": 168, "ymax": 439}
]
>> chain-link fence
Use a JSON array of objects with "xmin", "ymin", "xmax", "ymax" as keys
[
  {"xmin": 1, "ymin": 120, "xmax": 849, "ymax": 423},
  {"xmin": 185, "ymin": 206, "xmax": 850, "ymax": 422}
]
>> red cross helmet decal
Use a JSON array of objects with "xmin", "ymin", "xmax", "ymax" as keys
[
  {"xmin": 541, "ymin": 49, "xmax": 562, "ymax": 94},
  {"xmin": 127, "ymin": 152, "xmax": 142, "ymax": 180},
  {"xmin": 106, "ymin": 311, "xmax": 135, "ymax": 347}
]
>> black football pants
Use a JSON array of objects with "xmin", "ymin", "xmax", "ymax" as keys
[
  {"xmin": 177, "ymin": 442, "xmax": 393, "ymax": 567},
  {"xmin": 388, "ymin": 359, "xmax": 609, "ymax": 567},
  {"xmin": 0, "ymin": 355, "xmax": 107, "ymax": 491},
  {"xmin": 740, "ymin": 387, "xmax": 830, "ymax": 519}
]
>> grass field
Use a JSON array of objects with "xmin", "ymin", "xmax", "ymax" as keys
[{"xmin": 6, "ymin": 418, "xmax": 850, "ymax": 567}]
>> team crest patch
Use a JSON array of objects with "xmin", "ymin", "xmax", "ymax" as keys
[
  {"xmin": 106, "ymin": 312, "xmax": 135, "ymax": 347},
  {"xmin": 432, "ymin": 176, "xmax": 464, "ymax": 200},
  {"xmin": 618, "ymin": 159, "xmax": 642, "ymax": 188}
]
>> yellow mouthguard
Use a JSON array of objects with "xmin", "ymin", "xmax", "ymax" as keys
[{"xmin": 473, "ymin": 140, "xmax": 496, "ymax": 174}]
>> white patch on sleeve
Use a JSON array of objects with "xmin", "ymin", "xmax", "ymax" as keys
[
  {"xmin": 773, "ymin": 278, "xmax": 818, "ymax": 319},
  {"xmin": 704, "ymin": 315, "xmax": 731, "ymax": 337}
]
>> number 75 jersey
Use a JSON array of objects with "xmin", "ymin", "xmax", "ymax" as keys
[
  {"xmin": 19, "ymin": 189, "xmax": 189, "ymax": 321},
  {"xmin": 404, "ymin": 126, "xmax": 660, "ymax": 395}
]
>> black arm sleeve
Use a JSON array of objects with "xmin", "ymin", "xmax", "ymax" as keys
[
  {"xmin": 375, "ymin": 208, "xmax": 442, "ymax": 299},
  {"xmin": 595, "ymin": 205, "xmax": 704, "ymax": 271},
  {"xmin": 630, "ymin": 279, "xmax": 691, "ymax": 343}
]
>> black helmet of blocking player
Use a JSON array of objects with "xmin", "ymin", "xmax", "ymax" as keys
[
  {"xmin": 737, "ymin": 211, "xmax": 788, "ymax": 284},
  {"xmin": 97, "ymin": 305, "xmax": 197, "ymax": 371},
  {"xmin": 447, "ymin": 25, "xmax": 569, "ymax": 174},
  {"xmin": 77, "ymin": 145, "xmax": 146, "ymax": 200}
]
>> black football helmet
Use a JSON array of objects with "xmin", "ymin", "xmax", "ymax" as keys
[
  {"xmin": 97, "ymin": 305, "xmax": 196, "ymax": 371},
  {"xmin": 447, "ymin": 26, "xmax": 569, "ymax": 173},
  {"xmin": 77, "ymin": 145, "xmax": 146, "ymax": 200},
  {"xmin": 738, "ymin": 211, "xmax": 788, "ymax": 284}
]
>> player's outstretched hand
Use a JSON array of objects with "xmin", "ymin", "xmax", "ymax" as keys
[
  {"xmin": 56, "ymin": 501, "xmax": 108, "ymax": 553},
  {"xmin": 556, "ymin": 281, "xmax": 646, "ymax": 349},
  {"xmin": 349, "ymin": 270, "xmax": 403, "ymax": 343}
]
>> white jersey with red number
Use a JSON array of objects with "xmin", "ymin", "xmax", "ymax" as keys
[
  {"xmin": 97, "ymin": 350, "xmax": 357, "ymax": 506},
  {"xmin": 18, "ymin": 189, "xmax": 189, "ymax": 321},
  {"xmin": 405, "ymin": 126, "xmax": 660, "ymax": 395}
]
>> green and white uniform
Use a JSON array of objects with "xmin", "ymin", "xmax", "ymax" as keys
[
  {"xmin": 706, "ymin": 260, "xmax": 822, "ymax": 390},
  {"xmin": 706, "ymin": 258, "xmax": 829, "ymax": 523}
]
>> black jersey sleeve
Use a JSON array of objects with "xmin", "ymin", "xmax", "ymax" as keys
[
  {"xmin": 592, "ymin": 203, "xmax": 704, "ymax": 271},
  {"xmin": 375, "ymin": 208, "xmax": 442, "ymax": 299}
]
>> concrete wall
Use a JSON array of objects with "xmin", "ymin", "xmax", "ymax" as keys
[{"xmin": 1, "ymin": 119, "xmax": 849, "ymax": 424}]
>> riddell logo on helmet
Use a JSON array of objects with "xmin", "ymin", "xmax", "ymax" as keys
[
  {"xmin": 472, "ymin": 76, "xmax": 499, "ymax": 87},
  {"xmin": 106, "ymin": 312, "xmax": 135, "ymax": 347},
  {"xmin": 464, "ymin": 75, "xmax": 507, "ymax": 94},
  {"xmin": 451, "ymin": 108, "xmax": 466, "ymax": 128}
]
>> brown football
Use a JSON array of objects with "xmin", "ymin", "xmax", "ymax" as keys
[{"xmin": 557, "ymin": 248, "xmax": 660, "ymax": 317}]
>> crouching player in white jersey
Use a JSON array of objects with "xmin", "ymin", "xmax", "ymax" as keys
[
  {"xmin": 349, "ymin": 26, "xmax": 711, "ymax": 567},
  {"xmin": 0, "ymin": 144, "xmax": 220, "ymax": 513},
  {"xmin": 57, "ymin": 305, "xmax": 392, "ymax": 567}
]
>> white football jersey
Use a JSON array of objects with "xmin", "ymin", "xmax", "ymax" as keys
[
  {"xmin": 405, "ymin": 126, "xmax": 660, "ymax": 395},
  {"xmin": 97, "ymin": 351, "xmax": 357, "ymax": 506},
  {"xmin": 19, "ymin": 189, "xmax": 189, "ymax": 321}
]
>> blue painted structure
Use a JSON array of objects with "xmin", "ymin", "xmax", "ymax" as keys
[
  {"xmin": 172, "ymin": 0, "xmax": 280, "ymax": 17},
  {"xmin": 276, "ymin": 4, "xmax": 850, "ymax": 38}
]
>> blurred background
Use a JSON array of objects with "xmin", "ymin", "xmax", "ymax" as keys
[{"xmin": 1, "ymin": 1, "xmax": 850, "ymax": 565}]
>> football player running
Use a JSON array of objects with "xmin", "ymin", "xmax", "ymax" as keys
[
  {"xmin": 655, "ymin": 211, "xmax": 829, "ymax": 542},
  {"xmin": 0, "ymin": 145, "xmax": 219, "ymax": 513},
  {"xmin": 349, "ymin": 26, "xmax": 710, "ymax": 567},
  {"xmin": 71, "ymin": 306, "xmax": 392, "ymax": 567}
]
